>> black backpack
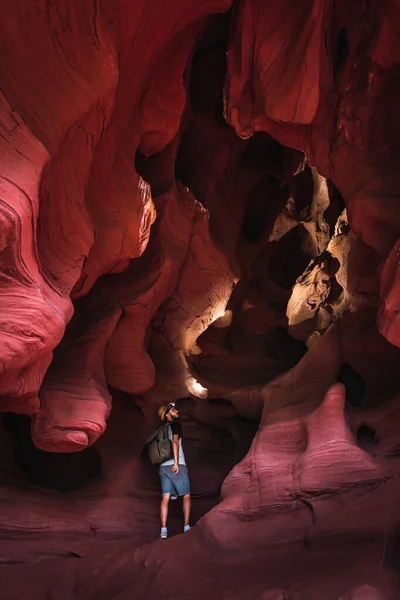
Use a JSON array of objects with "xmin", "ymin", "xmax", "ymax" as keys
[{"xmin": 145, "ymin": 424, "xmax": 172, "ymax": 465}]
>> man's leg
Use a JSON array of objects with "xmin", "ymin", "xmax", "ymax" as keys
[
  {"xmin": 175, "ymin": 466, "xmax": 191, "ymax": 532},
  {"xmin": 159, "ymin": 466, "xmax": 174, "ymax": 538},
  {"xmin": 160, "ymin": 493, "xmax": 171, "ymax": 528},
  {"xmin": 182, "ymin": 493, "xmax": 191, "ymax": 528}
]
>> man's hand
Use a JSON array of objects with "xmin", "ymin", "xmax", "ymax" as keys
[{"xmin": 172, "ymin": 463, "xmax": 179, "ymax": 474}]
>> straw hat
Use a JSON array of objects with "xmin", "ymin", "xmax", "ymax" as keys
[{"xmin": 158, "ymin": 402, "xmax": 175, "ymax": 421}]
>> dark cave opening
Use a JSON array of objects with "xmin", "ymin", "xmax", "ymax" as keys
[
  {"xmin": 268, "ymin": 228, "xmax": 312, "ymax": 290},
  {"xmin": 290, "ymin": 166, "xmax": 315, "ymax": 218},
  {"xmin": 2, "ymin": 413, "xmax": 103, "ymax": 493},
  {"xmin": 333, "ymin": 26, "xmax": 349, "ymax": 78},
  {"xmin": 326, "ymin": 181, "xmax": 346, "ymax": 231},
  {"xmin": 356, "ymin": 424, "xmax": 378, "ymax": 448},
  {"xmin": 241, "ymin": 176, "xmax": 290, "ymax": 243},
  {"xmin": 339, "ymin": 363, "xmax": 366, "ymax": 407}
]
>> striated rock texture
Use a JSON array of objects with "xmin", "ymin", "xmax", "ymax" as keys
[{"xmin": 1, "ymin": 1, "xmax": 400, "ymax": 600}]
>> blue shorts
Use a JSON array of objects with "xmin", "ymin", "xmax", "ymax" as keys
[{"xmin": 159, "ymin": 465, "xmax": 190, "ymax": 497}]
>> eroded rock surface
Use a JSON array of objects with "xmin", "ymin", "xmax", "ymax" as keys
[{"xmin": 1, "ymin": 1, "xmax": 400, "ymax": 599}]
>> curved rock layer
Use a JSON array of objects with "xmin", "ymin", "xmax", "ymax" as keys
[{"xmin": 1, "ymin": 1, "xmax": 400, "ymax": 600}]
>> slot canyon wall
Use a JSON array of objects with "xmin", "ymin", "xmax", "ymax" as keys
[{"xmin": 1, "ymin": 0, "xmax": 400, "ymax": 599}]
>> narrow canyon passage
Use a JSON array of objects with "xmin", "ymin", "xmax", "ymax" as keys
[{"xmin": 1, "ymin": 1, "xmax": 400, "ymax": 599}]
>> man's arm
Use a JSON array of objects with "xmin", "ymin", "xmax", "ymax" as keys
[{"xmin": 171, "ymin": 434, "xmax": 179, "ymax": 473}]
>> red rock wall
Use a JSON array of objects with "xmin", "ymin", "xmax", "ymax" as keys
[
  {"xmin": 1, "ymin": 1, "xmax": 400, "ymax": 599},
  {"xmin": 0, "ymin": 0, "xmax": 231, "ymax": 442},
  {"xmin": 226, "ymin": 0, "xmax": 400, "ymax": 345}
]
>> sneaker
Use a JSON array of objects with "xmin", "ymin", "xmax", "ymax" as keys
[{"xmin": 160, "ymin": 531, "xmax": 168, "ymax": 539}]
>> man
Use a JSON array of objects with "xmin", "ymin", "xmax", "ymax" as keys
[{"xmin": 157, "ymin": 402, "xmax": 191, "ymax": 539}]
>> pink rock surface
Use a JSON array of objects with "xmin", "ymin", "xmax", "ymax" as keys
[
  {"xmin": 339, "ymin": 585, "xmax": 386, "ymax": 600},
  {"xmin": 1, "ymin": 1, "xmax": 400, "ymax": 599}
]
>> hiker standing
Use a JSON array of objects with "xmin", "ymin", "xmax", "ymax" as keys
[{"xmin": 157, "ymin": 402, "xmax": 191, "ymax": 539}]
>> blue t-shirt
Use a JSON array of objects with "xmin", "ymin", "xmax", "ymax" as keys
[{"xmin": 161, "ymin": 420, "xmax": 186, "ymax": 466}]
